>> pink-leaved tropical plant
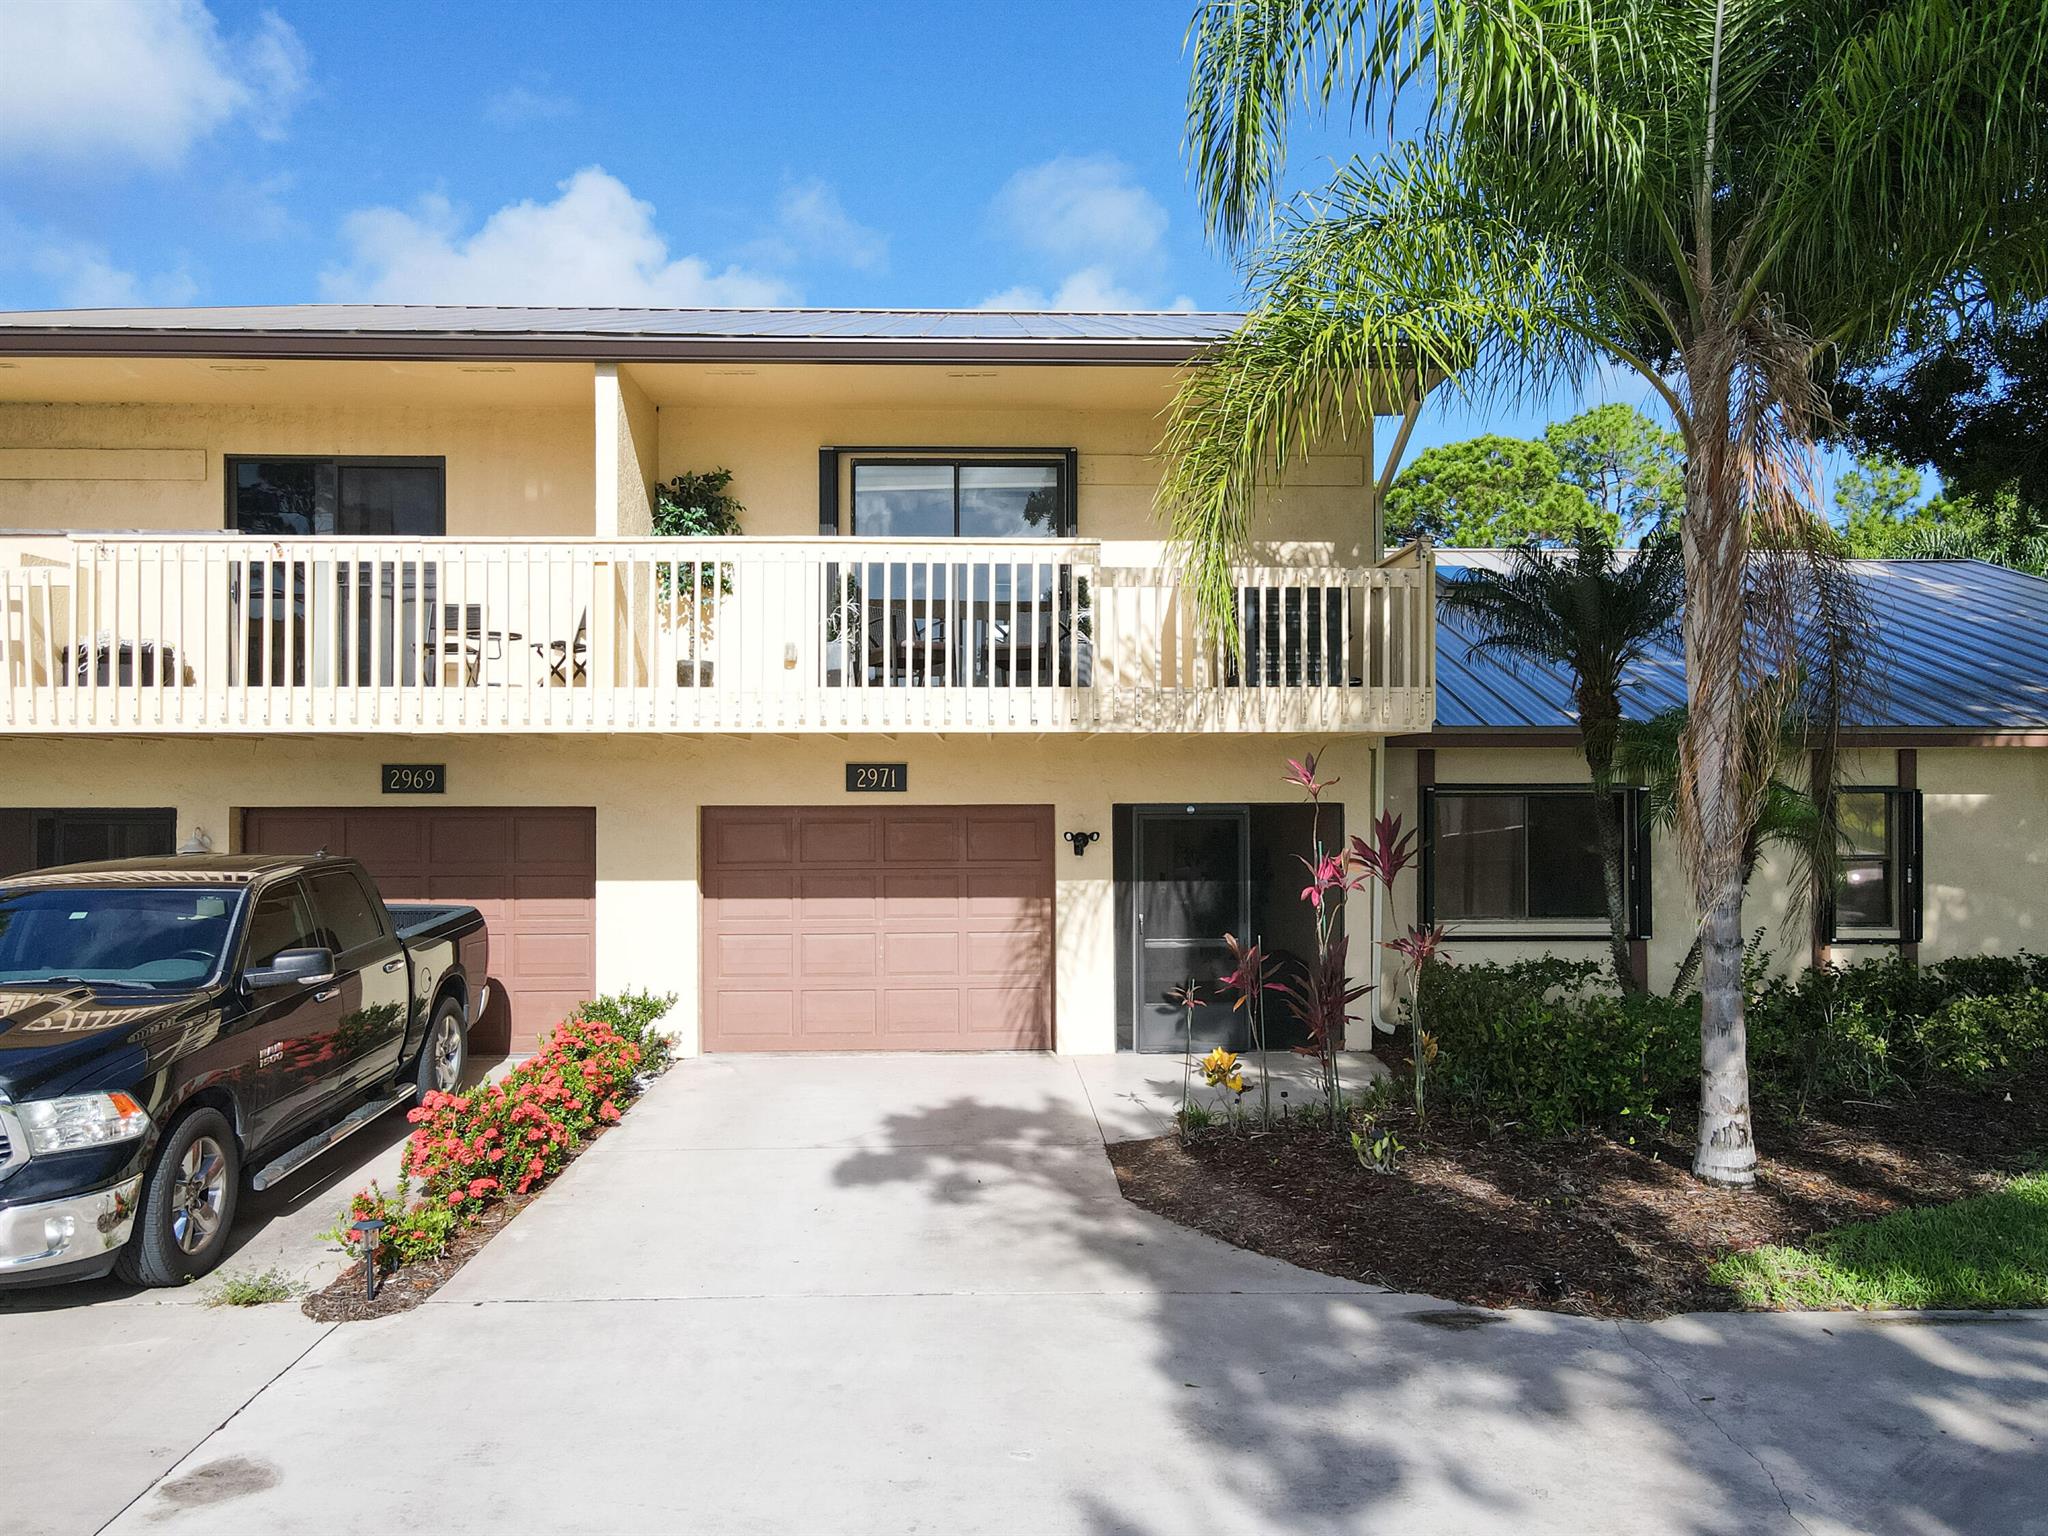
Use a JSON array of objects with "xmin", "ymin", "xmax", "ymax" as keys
[{"xmin": 1218, "ymin": 932, "xmax": 1284, "ymax": 1123}]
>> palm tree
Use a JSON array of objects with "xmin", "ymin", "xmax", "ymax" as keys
[
  {"xmin": 1615, "ymin": 703, "xmax": 1829, "ymax": 995},
  {"xmin": 1165, "ymin": 1, "xmax": 2046, "ymax": 1186},
  {"xmin": 1440, "ymin": 531, "xmax": 1683, "ymax": 991}
]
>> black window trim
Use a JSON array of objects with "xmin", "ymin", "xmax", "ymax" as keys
[
  {"xmin": 1420, "ymin": 782, "xmax": 1653, "ymax": 941},
  {"xmin": 224, "ymin": 453, "xmax": 448, "ymax": 536},
  {"xmin": 1826, "ymin": 786, "xmax": 1924, "ymax": 946},
  {"xmin": 818, "ymin": 445, "xmax": 1078, "ymax": 538}
]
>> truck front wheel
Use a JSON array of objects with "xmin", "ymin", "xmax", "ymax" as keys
[
  {"xmin": 116, "ymin": 1107, "xmax": 240, "ymax": 1287},
  {"xmin": 416, "ymin": 996, "xmax": 468, "ymax": 1099}
]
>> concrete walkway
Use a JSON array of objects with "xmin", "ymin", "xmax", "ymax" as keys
[{"xmin": 34, "ymin": 1055, "xmax": 2048, "ymax": 1535}]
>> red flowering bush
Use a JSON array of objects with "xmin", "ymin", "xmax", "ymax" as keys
[{"xmin": 328, "ymin": 996, "xmax": 671, "ymax": 1270}]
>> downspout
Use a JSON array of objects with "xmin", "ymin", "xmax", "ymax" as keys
[{"xmin": 1372, "ymin": 740, "xmax": 1396, "ymax": 1034}]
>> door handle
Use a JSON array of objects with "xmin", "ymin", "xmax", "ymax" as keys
[
  {"xmin": 313, "ymin": 987, "xmax": 338, "ymax": 1003},
  {"xmin": 382, "ymin": 958, "xmax": 404, "ymax": 973}
]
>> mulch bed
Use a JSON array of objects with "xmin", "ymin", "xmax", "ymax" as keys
[{"xmin": 1107, "ymin": 1073, "xmax": 2048, "ymax": 1318}]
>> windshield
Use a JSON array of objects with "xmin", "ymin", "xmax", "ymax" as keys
[{"xmin": 0, "ymin": 885, "xmax": 244, "ymax": 989}]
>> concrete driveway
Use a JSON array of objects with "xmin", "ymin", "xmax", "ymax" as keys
[{"xmin": 13, "ymin": 1054, "xmax": 2047, "ymax": 1536}]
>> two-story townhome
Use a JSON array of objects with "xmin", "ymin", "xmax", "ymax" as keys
[{"xmin": 0, "ymin": 305, "xmax": 1432, "ymax": 1058}]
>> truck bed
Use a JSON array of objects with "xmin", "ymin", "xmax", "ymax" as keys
[{"xmin": 389, "ymin": 903, "xmax": 483, "ymax": 945}]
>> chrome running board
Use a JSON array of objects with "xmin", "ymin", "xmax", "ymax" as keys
[{"xmin": 250, "ymin": 1090, "xmax": 412, "ymax": 1192}]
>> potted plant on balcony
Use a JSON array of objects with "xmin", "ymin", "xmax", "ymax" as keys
[{"xmin": 654, "ymin": 469, "xmax": 743, "ymax": 687}]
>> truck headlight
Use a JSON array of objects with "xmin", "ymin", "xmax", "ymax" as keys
[{"xmin": 16, "ymin": 1093, "xmax": 151, "ymax": 1155}]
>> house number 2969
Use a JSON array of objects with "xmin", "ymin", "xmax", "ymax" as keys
[{"xmin": 845, "ymin": 763, "xmax": 907, "ymax": 793}]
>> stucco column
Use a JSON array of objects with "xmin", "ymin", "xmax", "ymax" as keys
[{"xmin": 593, "ymin": 363, "xmax": 657, "ymax": 537}]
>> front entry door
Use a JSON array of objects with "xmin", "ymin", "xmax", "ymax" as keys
[{"xmin": 1132, "ymin": 807, "xmax": 1250, "ymax": 1054}]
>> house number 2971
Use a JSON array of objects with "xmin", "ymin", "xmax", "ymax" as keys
[{"xmin": 845, "ymin": 763, "xmax": 907, "ymax": 793}]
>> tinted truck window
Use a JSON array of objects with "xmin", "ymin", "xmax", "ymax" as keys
[{"xmin": 306, "ymin": 870, "xmax": 386, "ymax": 956}]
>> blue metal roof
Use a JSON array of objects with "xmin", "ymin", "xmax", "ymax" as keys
[{"xmin": 1434, "ymin": 552, "xmax": 2048, "ymax": 732}]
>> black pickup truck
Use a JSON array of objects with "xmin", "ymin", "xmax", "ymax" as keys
[{"xmin": 0, "ymin": 854, "xmax": 487, "ymax": 1288}]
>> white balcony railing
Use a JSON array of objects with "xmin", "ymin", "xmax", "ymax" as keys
[{"xmin": 0, "ymin": 535, "xmax": 1434, "ymax": 735}]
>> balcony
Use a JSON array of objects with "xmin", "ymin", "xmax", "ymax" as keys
[{"xmin": 0, "ymin": 535, "xmax": 1434, "ymax": 735}]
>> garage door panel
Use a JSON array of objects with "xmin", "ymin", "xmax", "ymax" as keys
[
  {"xmin": 883, "ymin": 816, "xmax": 965, "ymax": 863},
  {"xmin": 716, "ymin": 932, "xmax": 794, "ymax": 977},
  {"xmin": 883, "ymin": 930, "xmax": 961, "ymax": 975},
  {"xmin": 800, "ymin": 990, "xmax": 878, "ymax": 1036},
  {"xmin": 516, "ymin": 812, "xmax": 595, "ymax": 863},
  {"xmin": 714, "ymin": 871, "xmax": 795, "ymax": 921},
  {"xmin": 883, "ymin": 989, "xmax": 961, "ymax": 1036},
  {"xmin": 966, "ymin": 814, "xmax": 1044, "ymax": 863},
  {"xmin": 798, "ymin": 871, "xmax": 878, "ymax": 919},
  {"xmin": 881, "ymin": 870, "xmax": 962, "ymax": 914},
  {"xmin": 702, "ymin": 804, "xmax": 1051, "ymax": 1052},
  {"xmin": 800, "ymin": 815, "xmax": 880, "ymax": 865},
  {"xmin": 247, "ymin": 807, "xmax": 596, "ymax": 1055},
  {"xmin": 800, "ymin": 932, "xmax": 878, "ymax": 978},
  {"xmin": 713, "ymin": 814, "xmax": 794, "ymax": 865},
  {"xmin": 715, "ymin": 990, "xmax": 795, "ymax": 1042}
]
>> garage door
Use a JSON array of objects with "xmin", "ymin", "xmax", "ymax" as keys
[
  {"xmin": 702, "ymin": 806, "xmax": 1053, "ymax": 1051},
  {"xmin": 242, "ymin": 807, "xmax": 595, "ymax": 1055}
]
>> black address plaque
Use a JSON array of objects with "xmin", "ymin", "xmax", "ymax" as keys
[
  {"xmin": 845, "ymin": 763, "xmax": 907, "ymax": 793},
  {"xmin": 382, "ymin": 763, "xmax": 447, "ymax": 795}
]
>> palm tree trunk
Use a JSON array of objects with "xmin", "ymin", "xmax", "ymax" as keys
[
  {"xmin": 1588, "ymin": 787, "xmax": 1637, "ymax": 993},
  {"xmin": 1680, "ymin": 333, "xmax": 1759, "ymax": 1189}
]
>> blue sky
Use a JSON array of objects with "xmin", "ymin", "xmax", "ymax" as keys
[{"xmin": 0, "ymin": 0, "xmax": 1832, "ymax": 483}]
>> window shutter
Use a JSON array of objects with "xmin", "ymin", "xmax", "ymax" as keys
[
  {"xmin": 1626, "ymin": 787, "xmax": 1654, "ymax": 940},
  {"xmin": 1418, "ymin": 785, "xmax": 1438, "ymax": 924},
  {"xmin": 818, "ymin": 449, "xmax": 840, "ymax": 536},
  {"xmin": 1899, "ymin": 787, "xmax": 1925, "ymax": 944}
]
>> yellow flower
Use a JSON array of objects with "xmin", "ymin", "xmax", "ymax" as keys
[
  {"xmin": 1225, "ymin": 1073, "xmax": 1246, "ymax": 1094},
  {"xmin": 1199, "ymin": 1047, "xmax": 1242, "ymax": 1087}
]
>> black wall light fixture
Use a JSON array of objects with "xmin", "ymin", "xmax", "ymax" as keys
[{"xmin": 1063, "ymin": 830, "xmax": 1100, "ymax": 858}]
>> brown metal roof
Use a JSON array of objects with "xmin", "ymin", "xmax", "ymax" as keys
[{"xmin": 0, "ymin": 305, "xmax": 1244, "ymax": 364}]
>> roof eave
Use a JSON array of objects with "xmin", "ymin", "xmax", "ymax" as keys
[{"xmin": 0, "ymin": 329, "xmax": 1226, "ymax": 366}]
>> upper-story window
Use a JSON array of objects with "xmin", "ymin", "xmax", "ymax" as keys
[
  {"xmin": 227, "ymin": 456, "xmax": 446, "ymax": 536},
  {"xmin": 820, "ymin": 448, "xmax": 1077, "ymax": 538}
]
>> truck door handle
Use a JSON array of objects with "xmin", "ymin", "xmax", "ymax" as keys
[
  {"xmin": 313, "ymin": 987, "xmax": 338, "ymax": 1003},
  {"xmin": 382, "ymin": 959, "xmax": 404, "ymax": 973}
]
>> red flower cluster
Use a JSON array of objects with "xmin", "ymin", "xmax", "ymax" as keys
[
  {"xmin": 332, "ymin": 1014, "xmax": 650, "ymax": 1268},
  {"xmin": 401, "ymin": 1015, "xmax": 645, "ymax": 1217}
]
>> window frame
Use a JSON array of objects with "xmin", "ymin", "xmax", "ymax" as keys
[
  {"xmin": 818, "ymin": 446, "xmax": 1078, "ymax": 538},
  {"xmin": 224, "ymin": 454, "xmax": 448, "ymax": 537},
  {"xmin": 1826, "ymin": 786, "xmax": 1924, "ymax": 945},
  {"xmin": 1421, "ymin": 783, "xmax": 1653, "ymax": 941}
]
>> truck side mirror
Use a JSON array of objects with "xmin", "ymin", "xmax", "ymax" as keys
[{"xmin": 243, "ymin": 947, "xmax": 336, "ymax": 992}]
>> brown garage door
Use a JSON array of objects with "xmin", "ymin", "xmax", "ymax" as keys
[
  {"xmin": 702, "ymin": 806, "xmax": 1052, "ymax": 1051},
  {"xmin": 242, "ymin": 807, "xmax": 595, "ymax": 1055}
]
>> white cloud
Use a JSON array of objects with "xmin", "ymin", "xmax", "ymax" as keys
[
  {"xmin": 0, "ymin": 0, "xmax": 307, "ymax": 166},
  {"xmin": 0, "ymin": 215, "xmax": 198, "ymax": 309},
  {"xmin": 319, "ymin": 166, "xmax": 792, "ymax": 306},
  {"xmin": 483, "ymin": 83, "xmax": 576, "ymax": 128},
  {"xmin": 769, "ymin": 179, "xmax": 887, "ymax": 272},
  {"xmin": 979, "ymin": 155, "xmax": 1192, "ymax": 311},
  {"xmin": 989, "ymin": 155, "xmax": 1170, "ymax": 264},
  {"xmin": 981, "ymin": 267, "xmax": 1197, "ymax": 313}
]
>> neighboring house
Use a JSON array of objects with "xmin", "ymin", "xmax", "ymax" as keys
[
  {"xmin": 0, "ymin": 305, "xmax": 1432, "ymax": 1057},
  {"xmin": 1382, "ymin": 550, "xmax": 2048, "ymax": 1002}
]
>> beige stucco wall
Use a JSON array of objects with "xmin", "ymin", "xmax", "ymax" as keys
[
  {"xmin": 655, "ymin": 399, "xmax": 1377, "ymax": 565},
  {"xmin": 0, "ymin": 401, "xmax": 596, "ymax": 537},
  {"xmin": 1379, "ymin": 742, "xmax": 2044, "ymax": 1000},
  {"xmin": 0, "ymin": 732, "xmax": 1383, "ymax": 1057}
]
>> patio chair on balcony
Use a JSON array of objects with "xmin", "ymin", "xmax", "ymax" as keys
[{"xmin": 532, "ymin": 610, "xmax": 589, "ymax": 686}]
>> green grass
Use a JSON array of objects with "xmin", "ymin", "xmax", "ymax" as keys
[
  {"xmin": 1709, "ymin": 1171, "xmax": 2048, "ymax": 1311},
  {"xmin": 204, "ymin": 1267, "xmax": 303, "ymax": 1307}
]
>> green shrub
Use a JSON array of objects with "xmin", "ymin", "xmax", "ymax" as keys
[
  {"xmin": 1419, "ymin": 957, "xmax": 1695, "ymax": 1135},
  {"xmin": 1416, "ymin": 951, "xmax": 2048, "ymax": 1134},
  {"xmin": 578, "ymin": 988, "xmax": 678, "ymax": 1068}
]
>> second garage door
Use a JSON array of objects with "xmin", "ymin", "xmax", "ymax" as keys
[
  {"xmin": 242, "ymin": 807, "xmax": 596, "ymax": 1055},
  {"xmin": 702, "ymin": 805, "xmax": 1053, "ymax": 1051}
]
